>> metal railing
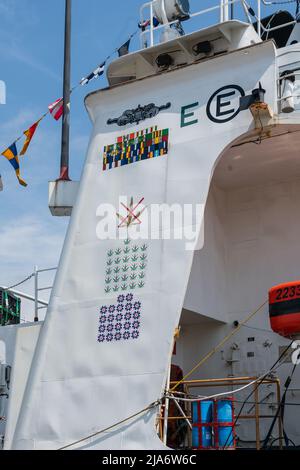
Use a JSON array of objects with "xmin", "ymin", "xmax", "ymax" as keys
[
  {"xmin": 0, "ymin": 266, "xmax": 57, "ymax": 324},
  {"xmin": 158, "ymin": 375, "xmax": 283, "ymax": 450},
  {"xmin": 139, "ymin": 0, "xmax": 297, "ymax": 49},
  {"xmin": 33, "ymin": 266, "xmax": 57, "ymax": 322}
]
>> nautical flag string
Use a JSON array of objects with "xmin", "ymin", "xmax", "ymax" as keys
[
  {"xmin": 80, "ymin": 62, "xmax": 106, "ymax": 86},
  {"xmin": 48, "ymin": 98, "xmax": 64, "ymax": 121},
  {"xmin": 0, "ymin": 28, "xmax": 140, "ymax": 189},
  {"xmin": 20, "ymin": 116, "xmax": 45, "ymax": 156},
  {"xmin": 118, "ymin": 39, "xmax": 131, "ymax": 57},
  {"xmin": 117, "ymin": 30, "xmax": 139, "ymax": 58},
  {"xmin": 138, "ymin": 20, "xmax": 151, "ymax": 31},
  {"xmin": 1, "ymin": 143, "xmax": 27, "ymax": 187},
  {"xmin": 138, "ymin": 17, "xmax": 160, "ymax": 30}
]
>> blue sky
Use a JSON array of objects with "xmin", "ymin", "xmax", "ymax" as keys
[
  {"xmin": 0, "ymin": 0, "xmax": 295, "ymax": 320},
  {"xmin": 0, "ymin": 0, "xmax": 150, "ymax": 320}
]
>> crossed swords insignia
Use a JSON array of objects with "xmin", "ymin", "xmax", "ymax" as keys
[{"xmin": 116, "ymin": 197, "xmax": 146, "ymax": 228}]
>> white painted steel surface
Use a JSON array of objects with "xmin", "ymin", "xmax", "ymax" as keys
[{"xmin": 11, "ymin": 41, "xmax": 276, "ymax": 449}]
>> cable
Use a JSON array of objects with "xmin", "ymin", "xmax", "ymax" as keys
[
  {"xmin": 221, "ymin": 340, "xmax": 294, "ymax": 449},
  {"xmin": 167, "ymin": 375, "xmax": 275, "ymax": 403},
  {"xmin": 170, "ymin": 300, "xmax": 268, "ymax": 392},
  {"xmin": 167, "ymin": 360, "xmax": 287, "ymax": 404},
  {"xmin": 58, "ymin": 399, "xmax": 161, "ymax": 450},
  {"xmin": 235, "ymin": 400, "xmax": 300, "ymax": 406},
  {"xmin": 269, "ymin": 436, "xmax": 296, "ymax": 447},
  {"xmin": 262, "ymin": 360, "xmax": 299, "ymax": 449}
]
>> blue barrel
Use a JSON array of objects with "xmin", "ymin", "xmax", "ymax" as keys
[
  {"xmin": 192, "ymin": 400, "xmax": 213, "ymax": 448},
  {"xmin": 216, "ymin": 399, "xmax": 234, "ymax": 448}
]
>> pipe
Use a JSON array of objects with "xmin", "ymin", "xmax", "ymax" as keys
[
  {"xmin": 0, "ymin": 287, "xmax": 48, "ymax": 307},
  {"xmin": 59, "ymin": 0, "xmax": 72, "ymax": 181}
]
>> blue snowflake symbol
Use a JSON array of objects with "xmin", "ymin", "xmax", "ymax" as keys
[
  {"xmin": 98, "ymin": 325, "xmax": 106, "ymax": 333},
  {"xmin": 115, "ymin": 322, "xmax": 122, "ymax": 331},
  {"xmin": 123, "ymin": 331, "xmax": 130, "ymax": 340},
  {"xmin": 100, "ymin": 306, "xmax": 108, "ymax": 314},
  {"xmin": 125, "ymin": 303, "xmax": 132, "ymax": 311},
  {"xmin": 124, "ymin": 321, "xmax": 131, "ymax": 330},
  {"xmin": 107, "ymin": 323, "xmax": 114, "ymax": 332},
  {"xmin": 98, "ymin": 334, "xmax": 105, "ymax": 343},
  {"xmin": 99, "ymin": 315, "xmax": 106, "ymax": 324},
  {"xmin": 117, "ymin": 295, "xmax": 125, "ymax": 303},
  {"xmin": 126, "ymin": 293, "xmax": 133, "ymax": 302},
  {"xmin": 117, "ymin": 304, "xmax": 124, "ymax": 312},
  {"xmin": 106, "ymin": 333, "xmax": 114, "ymax": 342},
  {"xmin": 116, "ymin": 313, "xmax": 123, "ymax": 322},
  {"xmin": 109, "ymin": 305, "xmax": 116, "ymax": 313},
  {"xmin": 124, "ymin": 312, "xmax": 132, "ymax": 321},
  {"xmin": 133, "ymin": 320, "xmax": 140, "ymax": 330},
  {"xmin": 115, "ymin": 332, "xmax": 122, "ymax": 341},
  {"xmin": 108, "ymin": 314, "xmax": 115, "ymax": 323},
  {"xmin": 133, "ymin": 310, "xmax": 140, "ymax": 320},
  {"xmin": 132, "ymin": 330, "xmax": 140, "ymax": 340},
  {"xmin": 134, "ymin": 301, "xmax": 141, "ymax": 310}
]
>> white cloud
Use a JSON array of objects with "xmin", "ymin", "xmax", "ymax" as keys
[
  {"xmin": 0, "ymin": 214, "xmax": 67, "ymax": 322},
  {"xmin": 0, "ymin": 216, "xmax": 62, "ymax": 263}
]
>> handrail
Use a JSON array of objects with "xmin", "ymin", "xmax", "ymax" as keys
[
  {"xmin": 140, "ymin": 0, "xmax": 248, "ymax": 48},
  {"xmin": 139, "ymin": 0, "xmax": 297, "ymax": 49},
  {"xmin": 0, "ymin": 287, "xmax": 48, "ymax": 307},
  {"xmin": 33, "ymin": 266, "xmax": 57, "ymax": 322}
]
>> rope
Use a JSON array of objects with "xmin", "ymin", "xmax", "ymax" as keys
[
  {"xmin": 58, "ymin": 399, "xmax": 161, "ymax": 450},
  {"xmin": 170, "ymin": 300, "xmax": 268, "ymax": 392},
  {"xmin": 167, "ymin": 360, "xmax": 286, "ymax": 404},
  {"xmin": 167, "ymin": 374, "xmax": 277, "ymax": 403},
  {"xmin": 2, "ymin": 273, "xmax": 34, "ymax": 291}
]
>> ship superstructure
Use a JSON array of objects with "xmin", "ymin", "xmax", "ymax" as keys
[{"xmin": 1, "ymin": 0, "xmax": 300, "ymax": 450}]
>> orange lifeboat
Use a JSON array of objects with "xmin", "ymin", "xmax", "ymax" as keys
[{"xmin": 269, "ymin": 281, "xmax": 300, "ymax": 338}]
